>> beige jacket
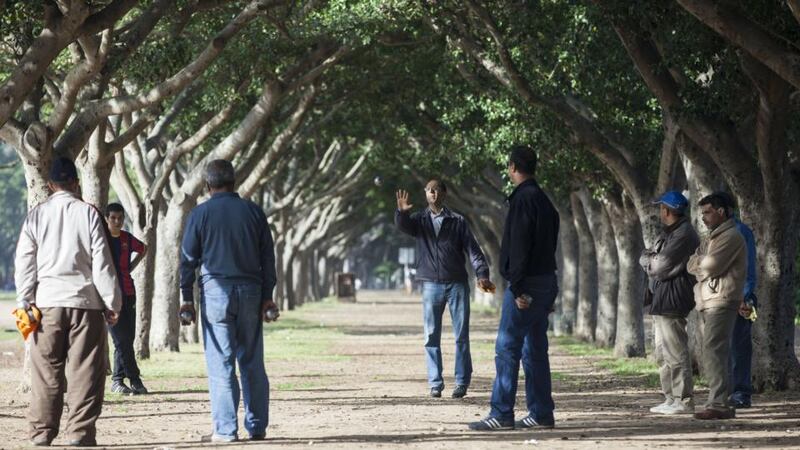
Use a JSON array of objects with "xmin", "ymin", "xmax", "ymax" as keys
[
  {"xmin": 687, "ymin": 218, "xmax": 746, "ymax": 311},
  {"xmin": 14, "ymin": 191, "xmax": 121, "ymax": 312}
]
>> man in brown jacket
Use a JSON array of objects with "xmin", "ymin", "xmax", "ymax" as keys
[
  {"xmin": 15, "ymin": 157, "xmax": 121, "ymax": 446},
  {"xmin": 687, "ymin": 192, "xmax": 747, "ymax": 420}
]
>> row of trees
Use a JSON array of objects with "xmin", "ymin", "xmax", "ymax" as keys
[{"xmin": 0, "ymin": 1, "xmax": 797, "ymax": 389}]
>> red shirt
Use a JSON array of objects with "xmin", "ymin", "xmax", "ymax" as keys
[{"xmin": 110, "ymin": 230, "xmax": 145, "ymax": 296}]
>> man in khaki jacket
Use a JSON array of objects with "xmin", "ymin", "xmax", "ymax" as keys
[
  {"xmin": 15, "ymin": 157, "xmax": 121, "ymax": 446},
  {"xmin": 687, "ymin": 192, "xmax": 747, "ymax": 420}
]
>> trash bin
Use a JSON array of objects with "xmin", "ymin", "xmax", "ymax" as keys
[{"xmin": 335, "ymin": 272, "xmax": 356, "ymax": 302}]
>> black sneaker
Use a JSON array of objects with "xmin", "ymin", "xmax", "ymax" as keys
[
  {"xmin": 130, "ymin": 380, "xmax": 148, "ymax": 395},
  {"xmin": 452, "ymin": 385, "xmax": 468, "ymax": 398},
  {"xmin": 515, "ymin": 415, "xmax": 554, "ymax": 429},
  {"xmin": 468, "ymin": 416, "xmax": 514, "ymax": 431},
  {"xmin": 249, "ymin": 434, "xmax": 266, "ymax": 441},
  {"xmin": 110, "ymin": 381, "xmax": 133, "ymax": 394},
  {"xmin": 430, "ymin": 387, "xmax": 443, "ymax": 398}
]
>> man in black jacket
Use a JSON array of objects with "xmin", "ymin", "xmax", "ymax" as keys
[
  {"xmin": 395, "ymin": 179, "xmax": 494, "ymax": 399},
  {"xmin": 640, "ymin": 191, "xmax": 699, "ymax": 415},
  {"xmin": 469, "ymin": 145, "xmax": 560, "ymax": 431}
]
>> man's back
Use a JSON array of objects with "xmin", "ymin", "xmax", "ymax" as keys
[
  {"xmin": 499, "ymin": 179, "xmax": 559, "ymax": 291},
  {"xmin": 180, "ymin": 192, "xmax": 276, "ymax": 299},
  {"xmin": 15, "ymin": 191, "xmax": 119, "ymax": 311}
]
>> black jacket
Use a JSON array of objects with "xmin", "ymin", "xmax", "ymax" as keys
[
  {"xmin": 640, "ymin": 217, "xmax": 699, "ymax": 317},
  {"xmin": 499, "ymin": 179, "xmax": 559, "ymax": 297},
  {"xmin": 395, "ymin": 207, "xmax": 490, "ymax": 283}
]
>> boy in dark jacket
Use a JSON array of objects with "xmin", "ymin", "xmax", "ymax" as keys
[{"xmin": 640, "ymin": 191, "xmax": 699, "ymax": 415}]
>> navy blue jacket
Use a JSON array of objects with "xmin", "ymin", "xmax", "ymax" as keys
[
  {"xmin": 395, "ymin": 207, "xmax": 490, "ymax": 283},
  {"xmin": 500, "ymin": 179, "xmax": 559, "ymax": 297},
  {"xmin": 180, "ymin": 192, "xmax": 276, "ymax": 303}
]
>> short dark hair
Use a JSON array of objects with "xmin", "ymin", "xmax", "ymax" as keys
[
  {"xmin": 698, "ymin": 192, "xmax": 731, "ymax": 217},
  {"xmin": 106, "ymin": 203, "xmax": 125, "ymax": 216},
  {"xmin": 205, "ymin": 159, "xmax": 235, "ymax": 189},
  {"xmin": 508, "ymin": 145, "xmax": 538, "ymax": 176},
  {"xmin": 49, "ymin": 157, "xmax": 79, "ymax": 184},
  {"xmin": 716, "ymin": 191, "xmax": 737, "ymax": 211},
  {"xmin": 426, "ymin": 179, "xmax": 447, "ymax": 193}
]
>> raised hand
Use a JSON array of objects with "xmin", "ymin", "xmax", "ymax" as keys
[{"xmin": 396, "ymin": 189, "xmax": 413, "ymax": 212}]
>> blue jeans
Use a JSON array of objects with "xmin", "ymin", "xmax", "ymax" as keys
[
  {"xmin": 422, "ymin": 281, "xmax": 472, "ymax": 389},
  {"xmin": 201, "ymin": 280, "xmax": 269, "ymax": 439},
  {"xmin": 729, "ymin": 315, "xmax": 752, "ymax": 402},
  {"xmin": 489, "ymin": 275, "xmax": 558, "ymax": 422}
]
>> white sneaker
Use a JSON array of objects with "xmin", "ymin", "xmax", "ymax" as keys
[
  {"xmin": 662, "ymin": 401, "xmax": 694, "ymax": 415},
  {"xmin": 649, "ymin": 399, "xmax": 674, "ymax": 413}
]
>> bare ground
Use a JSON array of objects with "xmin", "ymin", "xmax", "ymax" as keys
[{"xmin": 1, "ymin": 291, "xmax": 799, "ymax": 449}]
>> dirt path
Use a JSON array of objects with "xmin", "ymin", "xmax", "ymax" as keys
[{"xmin": 1, "ymin": 290, "xmax": 799, "ymax": 449}]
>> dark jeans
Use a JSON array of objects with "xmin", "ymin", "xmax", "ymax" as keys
[
  {"xmin": 109, "ymin": 295, "xmax": 141, "ymax": 384},
  {"xmin": 728, "ymin": 315, "xmax": 753, "ymax": 402},
  {"xmin": 489, "ymin": 274, "xmax": 558, "ymax": 422}
]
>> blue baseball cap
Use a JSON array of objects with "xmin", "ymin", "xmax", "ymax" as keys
[{"xmin": 652, "ymin": 190, "xmax": 688, "ymax": 212}]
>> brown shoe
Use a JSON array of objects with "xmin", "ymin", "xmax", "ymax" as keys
[{"xmin": 694, "ymin": 408, "xmax": 735, "ymax": 420}]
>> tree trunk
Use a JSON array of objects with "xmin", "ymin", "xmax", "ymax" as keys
[
  {"xmin": 20, "ymin": 155, "xmax": 51, "ymax": 209},
  {"xmin": 581, "ymin": 190, "xmax": 619, "ymax": 348},
  {"xmin": 571, "ymin": 192, "xmax": 598, "ymax": 342},
  {"xmin": 132, "ymin": 226, "xmax": 156, "ymax": 359},
  {"xmin": 151, "ymin": 195, "xmax": 194, "ymax": 351},
  {"xmin": 607, "ymin": 194, "xmax": 647, "ymax": 357},
  {"xmin": 743, "ymin": 200, "xmax": 800, "ymax": 390},
  {"xmin": 555, "ymin": 203, "xmax": 579, "ymax": 335},
  {"xmin": 80, "ymin": 159, "xmax": 113, "ymax": 210}
]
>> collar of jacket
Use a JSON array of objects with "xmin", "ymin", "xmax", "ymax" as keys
[
  {"xmin": 425, "ymin": 206, "xmax": 454, "ymax": 218},
  {"xmin": 663, "ymin": 216, "xmax": 688, "ymax": 234},
  {"xmin": 709, "ymin": 217, "xmax": 736, "ymax": 239},
  {"xmin": 507, "ymin": 178, "xmax": 539, "ymax": 202},
  {"xmin": 211, "ymin": 191, "xmax": 240, "ymax": 199},
  {"xmin": 49, "ymin": 190, "xmax": 78, "ymax": 200}
]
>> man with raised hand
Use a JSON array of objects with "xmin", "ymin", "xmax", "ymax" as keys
[
  {"xmin": 15, "ymin": 157, "xmax": 121, "ymax": 447},
  {"xmin": 395, "ymin": 179, "xmax": 494, "ymax": 399},
  {"xmin": 179, "ymin": 159, "xmax": 278, "ymax": 442}
]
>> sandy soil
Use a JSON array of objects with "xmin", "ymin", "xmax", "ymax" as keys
[{"xmin": 1, "ymin": 291, "xmax": 799, "ymax": 449}]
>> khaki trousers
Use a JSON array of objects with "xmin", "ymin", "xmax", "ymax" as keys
[
  {"xmin": 653, "ymin": 315, "xmax": 693, "ymax": 406},
  {"xmin": 699, "ymin": 307, "xmax": 738, "ymax": 412},
  {"xmin": 29, "ymin": 307, "xmax": 107, "ymax": 444}
]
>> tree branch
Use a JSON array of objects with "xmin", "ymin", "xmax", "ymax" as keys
[
  {"xmin": 55, "ymin": 0, "xmax": 279, "ymax": 155},
  {"xmin": 676, "ymin": 0, "xmax": 800, "ymax": 90}
]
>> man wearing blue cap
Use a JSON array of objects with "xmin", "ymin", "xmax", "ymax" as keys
[{"xmin": 640, "ymin": 190, "xmax": 700, "ymax": 415}]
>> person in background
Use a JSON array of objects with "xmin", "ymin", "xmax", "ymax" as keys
[
  {"xmin": 687, "ymin": 192, "xmax": 747, "ymax": 420},
  {"xmin": 717, "ymin": 192, "xmax": 757, "ymax": 409},
  {"xmin": 640, "ymin": 191, "xmax": 699, "ymax": 415},
  {"xmin": 105, "ymin": 202, "xmax": 148, "ymax": 395}
]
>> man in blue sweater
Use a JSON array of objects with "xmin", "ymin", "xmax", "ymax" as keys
[
  {"xmin": 395, "ymin": 179, "xmax": 494, "ymax": 399},
  {"xmin": 179, "ymin": 159, "xmax": 278, "ymax": 442},
  {"xmin": 718, "ymin": 192, "xmax": 757, "ymax": 408}
]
